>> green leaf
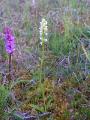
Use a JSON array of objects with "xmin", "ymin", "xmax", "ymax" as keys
[
  {"xmin": 12, "ymin": 111, "xmax": 24, "ymax": 120},
  {"xmin": 31, "ymin": 104, "xmax": 44, "ymax": 112}
]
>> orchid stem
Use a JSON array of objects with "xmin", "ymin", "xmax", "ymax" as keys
[{"xmin": 9, "ymin": 53, "xmax": 11, "ymax": 74}]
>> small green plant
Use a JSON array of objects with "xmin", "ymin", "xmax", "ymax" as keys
[
  {"xmin": 39, "ymin": 18, "xmax": 48, "ymax": 112},
  {"xmin": 0, "ymin": 85, "xmax": 9, "ymax": 120}
]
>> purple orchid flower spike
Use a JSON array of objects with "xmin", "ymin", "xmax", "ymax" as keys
[
  {"xmin": 3, "ymin": 27, "xmax": 15, "ymax": 54},
  {"xmin": 3, "ymin": 27, "xmax": 15, "ymax": 77}
]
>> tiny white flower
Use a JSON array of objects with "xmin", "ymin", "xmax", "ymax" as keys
[
  {"xmin": 44, "ymin": 39, "xmax": 48, "ymax": 42},
  {"xmin": 40, "ymin": 41, "xmax": 42, "ymax": 45}
]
